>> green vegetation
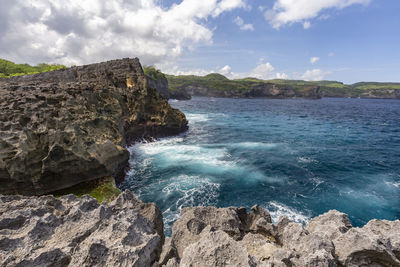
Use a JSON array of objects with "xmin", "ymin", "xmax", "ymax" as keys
[
  {"xmin": 0, "ymin": 59, "xmax": 66, "ymax": 78},
  {"xmin": 143, "ymin": 65, "xmax": 167, "ymax": 82},
  {"xmin": 52, "ymin": 177, "xmax": 121, "ymax": 203},
  {"xmin": 167, "ymin": 73, "xmax": 250, "ymax": 92},
  {"xmin": 167, "ymin": 72, "xmax": 400, "ymax": 97}
]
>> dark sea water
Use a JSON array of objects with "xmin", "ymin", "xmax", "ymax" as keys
[{"xmin": 120, "ymin": 97, "xmax": 400, "ymax": 235}]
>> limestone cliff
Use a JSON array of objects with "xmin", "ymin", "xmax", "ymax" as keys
[{"xmin": 0, "ymin": 58, "xmax": 188, "ymax": 195}]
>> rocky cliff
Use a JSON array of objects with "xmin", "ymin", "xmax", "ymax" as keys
[
  {"xmin": 173, "ymin": 83, "xmax": 322, "ymax": 99},
  {"xmin": 1, "ymin": 192, "xmax": 399, "ymax": 266},
  {"xmin": 0, "ymin": 58, "xmax": 188, "ymax": 195}
]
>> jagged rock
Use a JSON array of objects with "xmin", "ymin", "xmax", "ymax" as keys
[
  {"xmin": 171, "ymin": 207, "xmax": 244, "ymax": 258},
  {"xmin": 333, "ymin": 219, "xmax": 400, "ymax": 266},
  {"xmin": 239, "ymin": 233, "xmax": 280, "ymax": 263},
  {"xmin": 159, "ymin": 237, "xmax": 177, "ymax": 266},
  {"xmin": 0, "ymin": 58, "xmax": 188, "ymax": 195},
  {"xmin": 171, "ymin": 206, "xmax": 275, "ymax": 260},
  {"xmin": 163, "ymin": 257, "xmax": 179, "ymax": 267},
  {"xmin": 306, "ymin": 209, "xmax": 353, "ymax": 240},
  {"xmin": 2, "ymin": 194, "xmax": 399, "ymax": 267},
  {"xmin": 179, "ymin": 227, "xmax": 258, "ymax": 267},
  {"xmin": 0, "ymin": 190, "xmax": 163, "ymax": 266}
]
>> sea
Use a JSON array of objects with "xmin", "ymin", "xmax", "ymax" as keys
[{"xmin": 120, "ymin": 97, "xmax": 400, "ymax": 235}]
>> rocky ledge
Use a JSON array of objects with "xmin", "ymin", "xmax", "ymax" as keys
[
  {"xmin": 0, "ymin": 58, "xmax": 188, "ymax": 195},
  {"xmin": 1, "ymin": 191, "xmax": 399, "ymax": 267}
]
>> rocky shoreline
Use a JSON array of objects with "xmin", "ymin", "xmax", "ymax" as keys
[
  {"xmin": 0, "ymin": 58, "xmax": 188, "ymax": 195},
  {"xmin": 1, "ymin": 191, "xmax": 399, "ymax": 266},
  {"xmin": 0, "ymin": 58, "xmax": 399, "ymax": 266}
]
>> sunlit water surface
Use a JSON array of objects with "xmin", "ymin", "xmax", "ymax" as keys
[{"xmin": 120, "ymin": 97, "xmax": 400, "ymax": 235}]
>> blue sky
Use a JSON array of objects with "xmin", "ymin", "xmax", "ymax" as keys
[
  {"xmin": 1, "ymin": 0, "xmax": 399, "ymax": 83},
  {"xmin": 168, "ymin": 0, "xmax": 400, "ymax": 83}
]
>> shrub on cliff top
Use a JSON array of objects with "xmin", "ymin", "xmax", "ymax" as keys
[{"xmin": 0, "ymin": 58, "xmax": 66, "ymax": 77}]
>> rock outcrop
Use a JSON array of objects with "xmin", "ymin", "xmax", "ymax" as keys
[
  {"xmin": 0, "ymin": 58, "xmax": 188, "ymax": 195},
  {"xmin": 175, "ymin": 83, "xmax": 322, "ymax": 99},
  {"xmin": 0, "ymin": 190, "xmax": 163, "ymax": 266},
  {"xmin": 1, "ymin": 193, "xmax": 399, "ymax": 266},
  {"xmin": 164, "ymin": 207, "xmax": 400, "ymax": 267}
]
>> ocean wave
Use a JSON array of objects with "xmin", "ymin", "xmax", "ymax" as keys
[
  {"xmin": 297, "ymin": 157, "xmax": 317, "ymax": 164},
  {"xmin": 230, "ymin": 142, "xmax": 279, "ymax": 150},
  {"xmin": 130, "ymin": 139, "xmax": 284, "ymax": 183},
  {"xmin": 160, "ymin": 175, "xmax": 220, "ymax": 235},
  {"xmin": 186, "ymin": 113, "xmax": 209, "ymax": 123},
  {"xmin": 266, "ymin": 201, "xmax": 310, "ymax": 224}
]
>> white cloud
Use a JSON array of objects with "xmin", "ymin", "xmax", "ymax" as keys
[
  {"xmin": 301, "ymin": 69, "xmax": 331, "ymax": 81},
  {"xmin": 219, "ymin": 65, "xmax": 232, "ymax": 75},
  {"xmin": 310, "ymin": 57, "xmax": 320, "ymax": 64},
  {"xmin": 275, "ymin": 72, "xmax": 289, "ymax": 79},
  {"xmin": 329, "ymin": 52, "xmax": 335, "ymax": 57},
  {"xmin": 163, "ymin": 61, "xmax": 288, "ymax": 80},
  {"xmin": 213, "ymin": 0, "xmax": 247, "ymax": 17},
  {"xmin": 303, "ymin": 21, "xmax": 311, "ymax": 29},
  {"xmin": 264, "ymin": 0, "xmax": 370, "ymax": 29},
  {"xmin": 0, "ymin": 0, "xmax": 246, "ymax": 65},
  {"xmin": 249, "ymin": 62, "xmax": 275, "ymax": 79},
  {"xmin": 233, "ymin": 16, "xmax": 255, "ymax": 31}
]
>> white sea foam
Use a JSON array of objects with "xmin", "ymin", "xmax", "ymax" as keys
[
  {"xmin": 385, "ymin": 181, "xmax": 400, "ymax": 188},
  {"xmin": 130, "ymin": 138, "xmax": 286, "ymax": 184},
  {"xmin": 186, "ymin": 113, "xmax": 209, "ymax": 123},
  {"xmin": 297, "ymin": 157, "xmax": 317, "ymax": 164},
  {"xmin": 231, "ymin": 142, "xmax": 279, "ymax": 150},
  {"xmin": 266, "ymin": 201, "xmax": 310, "ymax": 224},
  {"xmin": 160, "ymin": 175, "xmax": 220, "ymax": 234}
]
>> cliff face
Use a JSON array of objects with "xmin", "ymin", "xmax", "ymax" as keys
[
  {"xmin": 170, "ymin": 83, "xmax": 322, "ymax": 99},
  {"xmin": 0, "ymin": 58, "xmax": 188, "ymax": 195},
  {"xmin": 1, "ymin": 192, "xmax": 399, "ymax": 266},
  {"xmin": 322, "ymin": 88, "xmax": 400, "ymax": 99}
]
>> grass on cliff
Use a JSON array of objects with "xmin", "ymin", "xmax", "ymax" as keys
[
  {"xmin": 0, "ymin": 59, "xmax": 67, "ymax": 78},
  {"xmin": 52, "ymin": 177, "xmax": 121, "ymax": 203},
  {"xmin": 143, "ymin": 65, "xmax": 167, "ymax": 82}
]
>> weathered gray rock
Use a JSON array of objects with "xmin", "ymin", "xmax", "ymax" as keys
[
  {"xmin": 333, "ymin": 219, "xmax": 400, "ymax": 266},
  {"xmin": 0, "ymin": 58, "xmax": 188, "ymax": 195},
  {"xmin": 306, "ymin": 209, "xmax": 352, "ymax": 240},
  {"xmin": 171, "ymin": 207, "xmax": 244, "ymax": 258},
  {"xmin": 180, "ymin": 227, "xmax": 258, "ymax": 267},
  {"xmin": 0, "ymin": 190, "xmax": 163, "ymax": 266},
  {"xmin": 171, "ymin": 205, "xmax": 274, "ymax": 259},
  {"xmin": 169, "ymin": 209, "xmax": 400, "ymax": 267},
  {"xmin": 2, "ymin": 194, "xmax": 399, "ymax": 267},
  {"xmin": 159, "ymin": 237, "xmax": 177, "ymax": 266}
]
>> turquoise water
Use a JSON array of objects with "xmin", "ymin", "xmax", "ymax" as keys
[{"xmin": 120, "ymin": 97, "xmax": 400, "ymax": 235}]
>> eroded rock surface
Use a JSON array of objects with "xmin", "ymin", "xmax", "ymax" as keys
[
  {"xmin": 1, "ymin": 194, "xmax": 399, "ymax": 266},
  {"xmin": 165, "ymin": 208, "xmax": 400, "ymax": 267},
  {"xmin": 0, "ymin": 58, "xmax": 188, "ymax": 195},
  {"xmin": 0, "ymin": 190, "xmax": 163, "ymax": 266}
]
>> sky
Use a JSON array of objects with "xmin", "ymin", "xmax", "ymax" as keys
[{"xmin": 0, "ymin": 0, "xmax": 399, "ymax": 83}]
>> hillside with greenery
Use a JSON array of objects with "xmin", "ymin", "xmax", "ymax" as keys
[
  {"xmin": 0, "ymin": 59, "xmax": 66, "ymax": 78},
  {"xmin": 167, "ymin": 73, "xmax": 400, "ymax": 99}
]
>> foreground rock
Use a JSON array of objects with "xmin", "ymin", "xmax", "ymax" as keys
[
  {"xmin": 1, "ymin": 193, "xmax": 399, "ymax": 266},
  {"xmin": 165, "ymin": 207, "xmax": 400, "ymax": 267},
  {"xmin": 0, "ymin": 58, "xmax": 188, "ymax": 195},
  {"xmin": 0, "ymin": 190, "xmax": 163, "ymax": 266}
]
